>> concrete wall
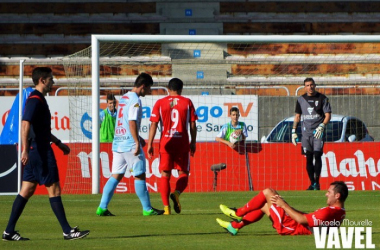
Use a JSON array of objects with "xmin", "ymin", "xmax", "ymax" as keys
[{"xmin": 259, "ymin": 96, "xmax": 380, "ymax": 141}]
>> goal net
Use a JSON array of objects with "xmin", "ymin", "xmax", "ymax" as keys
[{"xmin": 62, "ymin": 35, "xmax": 380, "ymax": 194}]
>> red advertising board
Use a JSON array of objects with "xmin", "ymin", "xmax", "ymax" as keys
[{"xmin": 34, "ymin": 142, "xmax": 380, "ymax": 195}]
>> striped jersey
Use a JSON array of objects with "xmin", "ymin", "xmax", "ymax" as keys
[{"xmin": 112, "ymin": 92, "xmax": 142, "ymax": 152}]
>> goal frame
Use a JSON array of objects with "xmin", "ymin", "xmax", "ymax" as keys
[{"xmin": 91, "ymin": 34, "xmax": 380, "ymax": 194}]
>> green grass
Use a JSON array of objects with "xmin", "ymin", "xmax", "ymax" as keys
[{"xmin": 0, "ymin": 191, "xmax": 379, "ymax": 249}]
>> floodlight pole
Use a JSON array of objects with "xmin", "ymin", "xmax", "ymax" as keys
[{"xmin": 91, "ymin": 36, "xmax": 100, "ymax": 194}]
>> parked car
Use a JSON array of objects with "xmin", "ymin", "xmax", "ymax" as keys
[{"xmin": 261, "ymin": 114, "xmax": 374, "ymax": 143}]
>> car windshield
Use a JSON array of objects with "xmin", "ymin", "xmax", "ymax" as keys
[{"xmin": 266, "ymin": 121, "xmax": 343, "ymax": 142}]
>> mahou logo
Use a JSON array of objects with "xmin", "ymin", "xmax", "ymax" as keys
[{"xmin": 322, "ymin": 150, "xmax": 380, "ymax": 178}]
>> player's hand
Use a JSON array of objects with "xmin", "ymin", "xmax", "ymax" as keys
[
  {"xmin": 270, "ymin": 195, "xmax": 286, "ymax": 207},
  {"xmin": 147, "ymin": 145, "xmax": 153, "ymax": 159},
  {"xmin": 139, "ymin": 136, "xmax": 146, "ymax": 148},
  {"xmin": 134, "ymin": 144, "xmax": 141, "ymax": 156},
  {"xmin": 229, "ymin": 141, "xmax": 237, "ymax": 149},
  {"xmin": 190, "ymin": 142, "xmax": 196, "ymax": 156},
  {"xmin": 313, "ymin": 123, "xmax": 325, "ymax": 139},
  {"xmin": 291, "ymin": 129, "xmax": 298, "ymax": 146},
  {"xmin": 58, "ymin": 143, "xmax": 70, "ymax": 155},
  {"xmin": 21, "ymin": 150, "xmax": 29, "ymax": 165},
  {"xmin": 234, "ymin": 129, "xmax": 242, "ymax": 136}
]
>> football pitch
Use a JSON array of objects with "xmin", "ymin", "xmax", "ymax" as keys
[{"xmin": 0, "ymin": 191, "xmax": 379, "ymax": 249}]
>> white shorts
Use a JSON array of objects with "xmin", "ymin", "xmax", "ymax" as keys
[{"xmin": 112, "ymin": 149, "xmax": 146, "ymax": 177}]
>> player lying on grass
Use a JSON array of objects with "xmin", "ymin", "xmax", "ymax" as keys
[{"xmin": 216, "ymin": 181, "xmax": 347, "ymax": 236}]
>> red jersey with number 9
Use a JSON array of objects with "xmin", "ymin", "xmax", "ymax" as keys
[{"xmin": 150, "ymin": 95, "xmax": 198, "ymax": 154}]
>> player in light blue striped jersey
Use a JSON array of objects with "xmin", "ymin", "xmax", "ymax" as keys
[{"xmin": 96, "ymin": 73, "xmax": 164, "ymax": 216}]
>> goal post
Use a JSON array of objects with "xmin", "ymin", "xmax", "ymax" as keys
[{"xmin": 62, "ymin": 34, "xmax": 380, "ymax": 195}]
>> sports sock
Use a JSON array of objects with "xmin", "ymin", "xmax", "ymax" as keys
[
  {"xmin": 5, "ymin": 194, "xmax": 28, "ymax": 233},
  {"xmin": 314, "ymin": 151, "xmax": 323, "ymax": 184},
  {"xmin": 306, "ymin": 151, "xmax": 315, "ymax": 184},
  {"xmin": 236, "ymin": 191, "xmax": 266, "ymax": 216},
  {"xmin": 160, "ymin": 175, "xmax": 170, "ymax": 206},
  {"xmin": 49, "ymin": 196, "xmax": 71, "ymax": 234},
  {"xmin": 99, "ymin": 176, "xmax": 119, "ymax": 209},
  {"xmin": 231, "ymin": 210, "xmax": 265, "ymax": 229},
  {"xmin": 134, "ymin": 179, "xmax": 152, "ymax": 211},
  {"xmin": 175, "ymin": 173, "xmax": 188, "ymax": 193}
]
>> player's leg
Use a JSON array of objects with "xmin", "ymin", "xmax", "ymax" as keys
[
  {"xmin": 133, "ymin": 151, "xmax": 163, "ymax": 216},
  {"xmin": 302, "ymin": 135, "xmax": 316, "ymax": 190},
  {"xmin": 313, "ymin": 151, "xmax": 322, "ymax": 190},
  {"xmin": 171, "ymin": 152, "xmax": 190, "ymax": 214},
  {"xmin": 159, "ymin": 153, "xmax": 173, "ymax": 214},
  {"xmin": 217, "ymin": 188, "xmax": 275, "ymax": 235},
  {"xmin": 3, "ymin": 181, "xmax": 36, "ymax": 241},
  {"xmin": 46, "ymin": 182, "xmax": 72, "ymax": 234},
  {"xmin": 97, "ymin": 152, "xmax": 125, "ymax": 216},
  {"xmin": 313, "ymin": 138, "xmax": 324, "ymax": 190},
  {"xmin": 3, "ymin": 143, "xmax": 43, "ymax": 241}
]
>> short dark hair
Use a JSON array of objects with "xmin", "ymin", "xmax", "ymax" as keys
[
  {"xmin": 134, "ymin": 73, "xmax": 153, "ymax": 88},
  {"xmin": 32, "ymin": 67, "xmax": 52, "ymax": 86},
  {"xmin": 106, "ymin": 93, "xmax": 116, "ymax": 102},
  {"xmin": 304, "ymin": 77, "xmax": 315, "ymax": 85},
  {"xmin": 230, "ymin": 107, "xmax": 239, "ymax": 114},
  {"xmin": 168, "ymin": 78, "xmax": 183, "ymax": 91},
  {"xmin": 330, "ymin": 181, "xmax": 348, "ymax": 202}
]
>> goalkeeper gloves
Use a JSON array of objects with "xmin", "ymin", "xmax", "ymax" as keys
[
  {"xmin": 313, "ymin": 123, "xmax": 325, "ymax": 139},
  {"xmin": 291, "ymin": 129, "xmax": 298, "ymax": 146}
]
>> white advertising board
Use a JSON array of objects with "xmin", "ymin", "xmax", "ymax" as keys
[{"xmin": 0, "ymin": 95, "xmax": 258, "ymax": 142}]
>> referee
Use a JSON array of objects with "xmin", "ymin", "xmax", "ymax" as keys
[{"xmin": 292, "ymin": 78, "xmax": 331, "ymax": 190}]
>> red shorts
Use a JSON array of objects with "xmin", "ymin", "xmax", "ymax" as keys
[
  {"xmin": 269, "ymin": 205, "xmax": 311, "ymax": 235},
  {"xmin": 159, "ymin": 152, "xmax": 190, "ymax": 172}
]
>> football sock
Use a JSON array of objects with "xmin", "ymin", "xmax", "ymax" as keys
[
  {"xmin": 232, "ymin": 210, "xmax": 265, "ymax": 229},
  {"xmin": 99, "ymin": 176, "xmax": 119, "ymax": 209},
  {"xmin": 314, "ymin": 151, "xmax": 323, "ymax": 184},
  {"xmin": 306, "ymin": 151, "xmax": 315, "ymax": 184},
  {"xmin": 5, "ymin": 194, "xmax": 28, "ymax": 233},
  {"xmin": 134, "ymin": 179, "xmax": 152, "ymax": 211},
  {"xmin": 175, "ymin": 173, "xmax": 188, "ymax": 193},
  {"xmin": 160, "ymin": 175, "xmax": 170, "ymax": 206},
  {"xmin": 49, "ymin": 196, "xmax": 71, "ymax": 234},
  {"xmin": 236, "ymin": 191, "xmax": 266, "ymax": 216}
]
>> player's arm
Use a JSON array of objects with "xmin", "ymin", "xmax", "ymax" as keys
[
  {"xmin": 271, "ymin": 195, "xmax": 308, "ymax": 225},
  {"xmin": 293, "ymin": 113, "xmax": 301, "ymax": 129},
  {"xmin": 189, "ymin": 121, "xmax": 197, "ymax": 156},
  {"xmin": 323, "ymin": 112, "xmax": 331, "ymax": 125},
  {"xmin": 129, "ymin": 120, "xmax": 140, "ymax": 156},
  {"xmin": 21, "ymin": 120, "xmax": 31, "ymax": 165},
  {"xmin": 51, "ymin": 134, "xmax": 70, "ymax": 155},
  {"xmin": 215, "ymin": 126, "xmax": 236, "ymax": 149},
  {"xmin": 147, "ymin": 121, "xmax": 158, "ymax": 159}
]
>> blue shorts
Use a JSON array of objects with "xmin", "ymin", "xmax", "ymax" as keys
[{"xmin": 22, "ymin": 142, "xmax": 59, "ymax": 185}]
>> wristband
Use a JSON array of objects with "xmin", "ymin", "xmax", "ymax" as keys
[
  {"xmin": 54, "ymin": 140, "xmax": 62, "ymax": 145},
  {"xmin": 292, "ymin": 129, "xmax": 296, "ymax": 133}
]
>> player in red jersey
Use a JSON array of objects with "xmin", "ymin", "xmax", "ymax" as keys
[
  {"xmin": 216, "ymin": 181, "xmax": 348, "ymax": 236},
  {"xmin": 147, "ymin": 78, "xmax": 198, "ymax": 215}
]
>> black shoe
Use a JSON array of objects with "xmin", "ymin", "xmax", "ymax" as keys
[
  {"xmin": 170, "ymin": 191, "xmax": 181, "ymax": 214},
  {"xmin": 2, "ymin": 231, "xmax": 30, "ymax": 241},
  {"xmin": 314, "ymin": 183, "xmax": 320, "ymax": 190},
  {"xmin": 63, "ymin": 227, "xmax": 90, "ymax": 240},
  {"xmin": 306, "ymin": 185, "xmax": 315, "ymax": 190}
]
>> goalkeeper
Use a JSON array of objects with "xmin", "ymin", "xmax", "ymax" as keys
[{"xmin": 292, "ymin": 78, "xmax": 331, "ymax": 190}]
